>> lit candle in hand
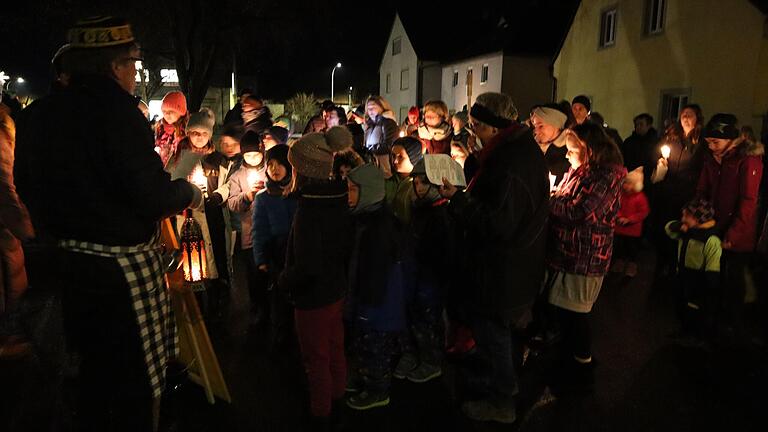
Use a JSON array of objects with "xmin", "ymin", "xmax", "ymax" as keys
[
  {"xmin": 190, "ymin": 167, "xmax": 207, "ymax": 196},
  {"xmin": 399, "ymin": 131, "xmax": 406, "ymax": 138},
  {"xmin": 661, "ymin": 145, "xmax": 671, "ymax": 159},
  {"xmin": 548, "ymin": 172, "xmax": 557, "ymax": 192},
  {"xmin": 247, "ymin": 170, "xmax": 260, "ymax": 189}
]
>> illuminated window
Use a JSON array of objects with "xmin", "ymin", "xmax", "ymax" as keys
[
  {"xmin": 599, "ymin": 7, "xmax": 617, "ymax": 48},
  {"xmin": 644, "ymin": 0, "xmax": 666, "ymax": 35},
  {"xmin": 481, "ymin": 64, "xmax": 489, "ymax": 83},
  {"xmin": 400, "ymin": 69, "xmax": 409, "ymax": 90},
  {"xmin": 392, "ymin": 37, "xmax": 401, "ymax": 55},
  {"xmin": 161, "ymin": 69, "xmax": 179, "ymax": 83}
]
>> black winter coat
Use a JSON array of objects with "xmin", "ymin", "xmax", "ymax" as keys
[
  {"xmin": 280, "ymin": 181, "xmax": 353, "ymax": 309},
  {"xmin": 15, "ymin": 75, "xmax": 194, "ymax": 246},
  {"xmin": 449, "ymin": 125, "xmax": 550, "ymax": 319}
]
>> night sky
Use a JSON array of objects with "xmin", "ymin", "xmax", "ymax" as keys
[{"xmin": 2, "ymin": 0, "xmax": 581, "ymax": 101}]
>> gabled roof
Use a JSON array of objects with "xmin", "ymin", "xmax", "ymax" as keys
[{"xmin": 394, "ymin": 0, "xmax": 579, "ymax": 64}]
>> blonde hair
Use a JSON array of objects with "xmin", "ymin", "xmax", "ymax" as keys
[
  {"xmin": 365, "ymin": 95, "xmax": 393, "ymax": 114},
  {"xmin": 474, "ymin": 92, "xmax": 518, "ymax": 121},
  {"xmin": 423, "ymin": 100, "xmax": 449, "ymax": 121}
]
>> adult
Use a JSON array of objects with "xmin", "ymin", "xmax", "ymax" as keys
[
  {"xmin": 439, "ymin": 92, "xmax": 549, "ymax": 424},
  {"xmin": 547, "ymin": 123, "xmax": 625, "ymax": 390},
  {"xmin": 242, "ymin": 95, "xmax": 273, "ymax": 135},
  {"xmin": 261, "ymin": 125, "xmax": 290, "ymax": 151},
  {"xmin": 223, "ymin": 87, "xmax": 253, "ymax": 126},
  {"xmin": 530, "ymin": 104, "xmax": 571, "ymax": 186},
  {"xmin": 14, "ymin": 16, "xmax": 202, "ymax": 431},
  {"xmin": 697, "ymin": 114, "xmax": 763, "ymax": 342},
  {"xmin": 621, "ymin": 113, "xmax": 658, "ymax": 177},
  {"xmin": 571, "ymin": 95, "xmax": 591, "ymax": 125},
  {"xmin": 650, "ymin": 104, "xmax": 707, "ymax": 276},
  {"xmin": 588, "ymin": 112, "xmax": 623, "ymax": 148},
  {"xmin": 364, "ymin": 96, "xmax": 398, "ymax": 178}
]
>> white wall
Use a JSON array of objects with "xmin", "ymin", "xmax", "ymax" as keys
[
  {"xmin": 441, "ymin": 52, "xmax": 504, "ymax": 113},
  {"xmin": 379, "ymin": 13, "xmax": 418, "ymax": 123}
]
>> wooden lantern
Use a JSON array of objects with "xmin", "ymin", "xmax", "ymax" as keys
[{"xmin": 180, "ymin": 209, "xmax": 207, "ymax": 290}]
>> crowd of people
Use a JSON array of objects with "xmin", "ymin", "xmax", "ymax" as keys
[{"xmin": 1, "ymin": 16, "xmax": 768, "ymax": 432}]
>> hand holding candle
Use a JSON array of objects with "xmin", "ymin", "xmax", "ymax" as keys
[
  {"xmin": 548, "ymin": 172, "xmax": 557, "ymax": 193},
  {"xmin": 399, "ymin": 130, "xmax": 406, "ymax": 138},
  {"xmin": 661, "ymin": 144, "xmax": 671, "ymax": 160},
  {"xmin": 190, "ymin": 166, "xmax": 207, "ymax": 197}
]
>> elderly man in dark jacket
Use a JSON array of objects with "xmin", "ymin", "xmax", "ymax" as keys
[
  {"xmin": 15, "ymin": 17, "xmax": 201, "ymax": 431},
  {"xmin": 440, "ymin": 92, "xmax": 549, "ymax": 425}
]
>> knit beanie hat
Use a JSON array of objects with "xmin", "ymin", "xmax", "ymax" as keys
[
  {"xmin": 263, "ymin": 125, "xmax": 289, "ymax": 145},
  {"xmin": 162, "ymin": 91, "xmax": 187, "ymax": 116},
  {"xmin": 683, "ymin": 198, "xmax": 715, "ymax": 224},
  {"xmin": 393, "ymin": 136, "xmax": 423, "ymax": 165},
  {"xmin": 289, "ymin": 126, "xmax": 353, "ymax": 179},
  {"xmin": 572, "ymin": 95, "xmax": 591, "ymax": 112},
  {"xmin": 704, "ymin": 113, "xmax": 739, "ymax": 139},
  {"xmin": 265, "ymin": 144, "xmax": 292, "ymax": 186},
  {"xmin": 532, "ymin": 105, "xmax": 568, "ymax": 130},
  {"xmin": 187, "ymin": 108, "xmax": 215, "ymax": 134},
  {"xmin": 348, "ymin": 163, "xmax": 385, "ymax": 214},
  {"xmin": 624, "ymin": 167, "xmax": 644, "ymax": 192},
  {"xmin": 240, "ymin": 130, "xmax": 263, "ymax": 154},
  {"xmin": 408, "ymin": 106, "xmax": 420, "ymax": 116},
  {"xmin": 67, "ymin": 16, "xmax": 135, "ymax": 48}
]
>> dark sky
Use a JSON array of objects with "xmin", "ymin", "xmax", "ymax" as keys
[{"xmin": 1, "ymin": 0, "xmax": 579, "ymax": 101}]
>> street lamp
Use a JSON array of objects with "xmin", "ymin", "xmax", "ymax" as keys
[
  {"xmin": 331, "ymin": 62, "xmax": 342, "ymax": 103},
  {"xmin": 16, "ymin": 77, "xmax": 24, "ymax": 84}
]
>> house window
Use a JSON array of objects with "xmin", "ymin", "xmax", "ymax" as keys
[
  {"xmin": 385, "ymin": 73, "xmax": 391, "ymax": 93},
  {"xmin": 660, "ymin": 89, "xmax": 691, "ymax": 125},
  {"xmin": 452, "ymin": 71, "xmax": 459, "ymax": 87},
  {"xmin": 599, "ymin": 6, "xmax": 617, "ymax": 48},
  {"xmin": 392, "ymin": 37, "xmax": 401, "ymax": 55},
  {"xmin": 400, "ymin": 69, "xmax": 409, "ymax": 90},
  {"xmin": 644, "ymin": 0, "xmax": 666, "ymax": 35},
  {"xmin": 481, "ymin": 64, "xmax": 489, "ymax": 84}
]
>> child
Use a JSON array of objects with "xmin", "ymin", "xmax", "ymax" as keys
[
  {"xmin": 252, "ymin": 144, "xmax": 297, "ymax": 347},
  {"xmin": 280, "ymin": 127, "xmax": 354, "ymax": 425},
  {"xmin": 155, "ymin": 91, "xmax": 188, "ymax": 167},
  {"xmin": 612, "ymin": 167, "xmax": 650, "ymax": 277},
  {"xmin": 385, "ymin": 136, "xmax": 423, "ymax": 225},
  {"xmin": 394, "ymin": 158, "xmax": 454, "ymax": 383},
  {"xmin": 345, "ymin": 163, "xmax": 406, "ymax": 410},
  {"xmin": 333, "ymin": 149, "xmax": 364, "ymax": 181},
  {"xmin": 227, "ymin": 131, "xmax": 268, "ymax": 324},
  {"xmin": 450, "ymin": 140, "xmax": 479, "ymax": 182},
  {"xmin": 665, "ymin": 199, "xmax": 721, "ymax": 341},
  {"xmin": 417, "ymin": 100, "xmax": 453, "ymax": 154}
]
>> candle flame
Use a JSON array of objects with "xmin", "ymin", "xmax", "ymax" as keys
[
  {"xmin": 661, "ymin": 145, "xmax": 671, "ymax": 159},
  {"xmin": 548, "ymin": 172, "xmax": 557, "ymax": 192},
  {"xmin": 190, "ymin": 167, "xmax": 206, "ymax": 189},
  {"xmin": 399, "ymin": 131, "xmax": 406, "ymax": 138},
  {"xmin": 247, "ymin": 170, "xmax": 259, "ymax": 187}
]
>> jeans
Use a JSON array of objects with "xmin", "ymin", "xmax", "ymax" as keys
[{"xmin": 470, "ymin": 312, "xmax": 525, "ymax": 408}]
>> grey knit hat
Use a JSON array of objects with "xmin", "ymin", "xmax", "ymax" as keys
[
  {"xmin": 348, "ymin": 163, "xmax": 385, "ymax": 214},
  {"xmin": 187, "ymin": 108, "xmax": 215, "ymax": 135},
  {"xmin": 288, "ymin": 126, "xmax": 353, "ymax": 179}
]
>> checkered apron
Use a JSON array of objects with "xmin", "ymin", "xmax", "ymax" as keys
[{"xmin": 58, "ymin": 228, "xmax": 178, "ymax": 398}]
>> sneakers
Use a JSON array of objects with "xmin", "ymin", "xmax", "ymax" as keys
[
  {"xmin": 393, "ymin": 353, "xmax": 418, "ymax": 379},
  {"xmin": 461, "ymin": 400, "xmax": 516, "ymax": 424},
  {"xmin": 346, "ymin": 390, "xmax": 390, "ymax": 410},
  {"xmin": 403, "ymin": 362, "xmax": 442, "ymax": 383},
  {"xmin": 625, "ymin": 262, "xmax": 638, "ymax": 278}
]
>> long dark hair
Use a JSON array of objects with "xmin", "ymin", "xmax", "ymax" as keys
[
  {"xmin": 664, "ymin": 103, "xmax": 704, "ymax": 145},
  {"xmin": 569, "ymin": 122, "xmax": 624, "ymax": 168}
]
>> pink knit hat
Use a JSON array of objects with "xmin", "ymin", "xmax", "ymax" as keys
[{"xmin": 161, "ymin": 91, "xmax": 187, "ymax": 115}]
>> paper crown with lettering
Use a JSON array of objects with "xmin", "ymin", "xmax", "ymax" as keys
[{"xmin": 68, "ymin": 16, "xmax": 135, "ymax": 48}]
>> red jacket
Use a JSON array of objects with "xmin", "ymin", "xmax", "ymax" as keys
[
  {"xmin": 696, "ymin": 141, "xmax": 764, "ymax": 252},
  {"xmin": 615, "ymin": 190, "xmax": 650, "ymax": 238}
]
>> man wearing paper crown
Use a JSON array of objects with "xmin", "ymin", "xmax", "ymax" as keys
[
  {"xmin": 14, "ymin": 16, "xmax": 203, "ymax": 431},
  {"xmin": 438, "ymin": 92, "xmax": 549, "ymax": 424}
]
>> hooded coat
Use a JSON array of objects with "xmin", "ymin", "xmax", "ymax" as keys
[{"xmin": 696, "ymin": 139, "xmax": 764, "ymax": 252}]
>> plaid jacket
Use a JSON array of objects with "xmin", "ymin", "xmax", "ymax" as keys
[{"xmin": 547, "ymin": 164, "xmax": 626, "ymax": 276}]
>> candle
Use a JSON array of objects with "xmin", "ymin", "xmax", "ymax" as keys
[
  {"xmin": 190, "ymin": 166, "xmax": 207, "ymax": 190},
  {"xmin": 548, "ymin": 172, "xmax": 557, "ymax": 192},
  {"xmin": 399, "ymin": 131, "xmax": 406, "ymax": 138},
  {"xmin": 247, "ymin": 170, "xmax": 261, "ymax": 188},
  {"xmin": 661, "ymin": 145, "xmax": 671, "ymax": 159}
]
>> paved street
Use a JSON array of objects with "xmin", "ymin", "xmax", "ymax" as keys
[{"xmin": 3, "ymin": 247, "xmax": 767, "ymax": 431}]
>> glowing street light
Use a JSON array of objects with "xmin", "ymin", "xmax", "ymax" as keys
[
  {"xmin": 331, "ymin": 62, "xmax": 342, "ymax": 103},
  {"xmin": 16, "ymin": 77, "xmax": 25, "ymax": 84}
]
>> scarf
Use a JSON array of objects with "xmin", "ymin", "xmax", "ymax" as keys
[{"xmin": 418, "ymin": 122, "xmax": 451, "ymax": 142}]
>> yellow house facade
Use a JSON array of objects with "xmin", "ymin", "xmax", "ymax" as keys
[{"xmin": 554, "ymin": 0, "xmax": 768, "ymax": 137}]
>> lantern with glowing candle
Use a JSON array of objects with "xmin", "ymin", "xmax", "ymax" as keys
[
  {"xmin": 661, "ymin": 145, "xmax": 671, "ymax": 160},
  {"xmin": 180, "ymin": 209, "xmax": 207, "ymax": 290}
]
